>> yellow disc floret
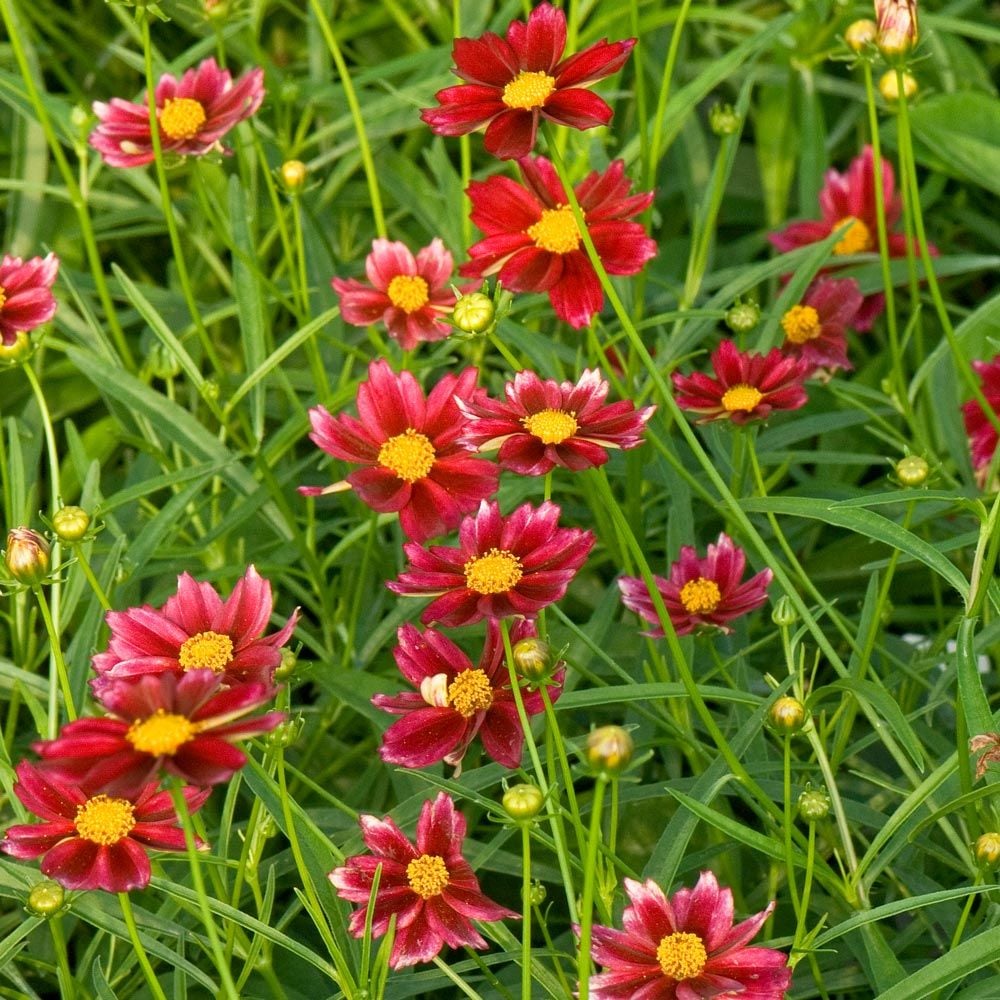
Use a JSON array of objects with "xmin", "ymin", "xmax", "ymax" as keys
[
  {"xmin": 464, "ymin": 548, "xmax": 523, "ymax": 595},
  {"xmin": 406, "ymin": 853, "xmax": 450, "ymax": 898},
  {"xmin": 523, "ymin": 408, "xmax": 579, "ymax": 445},
  {"xmin": 656, "ymin": 931, "xmax": 708, "ymax": 981},
  {"xmin": 447, "ymin": 669, "xmax": 494, "ymax": 717},
  {"xmin": 832, "ymin": 216, "xmax": 872, "ymax": 256},
  {"xmin": 378, "ymin": 429, "xmax": 436, "ymax": 482},
  {"xmin": 126, "ymin": 710, "xmax": 197, "ymax": 756},
  {"xmin": 502, "ymin": 70, "xmax": 557, "ymax": 110},
  {"xmin": 781, "ymin": 304, "xmax": 821, "ymax": 344},
  {"xmin": 679, "ymin": 577, "xmax": 722, "ymax": 614},
  {"xmin": 74, "ymin": 794, "xmax": 137, "ymax": 846},
  {"xmin": 159, "ymin": 98, "xmax": 207, "ymax": 141},
  {"xmin": 386, "ymin": 274, "xmax": 430, "ymax": 313},
  {"xmin": 0, "ymin": 285, "xmax": 7, "ymax": 309},
  {"xmin": 178, "ymin": 630, "xmax": 234, "ymax": 673},
  {"xmin": 527, "ymin": 205, "xmax": 581, "ymax": 254},
  {"xmin": 721, "ymin": 384, "xmax": 763, "ymax": 413}
]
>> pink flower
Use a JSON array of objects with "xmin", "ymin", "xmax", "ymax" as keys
[
  {"xmin": 0, "ymin": 253, "xmax": 59, "ymax": 346},
  {"xmin": 89, "ymin": 57, "xmax": 264, "ymax": 168},
  {"xmin": 331, "ymin": 238, "xmax": 462, "ymax": 349},
  {"xmin": 779, "ymin": 277, "xmax": 864, "ymax": 375},
  {"xmin": 329, "ymin": 792, "xmax": 517, "ymax": 968},
  {"xmin": 587, "ymin": 872, "xmax": 791, "ymax": 998},
  {"xmin": 962, "ymin": 355, "xmax": 1000, "ymax": 476}
]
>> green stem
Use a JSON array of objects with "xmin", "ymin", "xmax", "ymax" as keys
[
  {"xmin": 794, "ymin": 821, "xmax": 817, "ymax": 954},
  {"xmin": 432, "ymin": 955, "xmax": 486, "ymax": 999},
  {"xmin": 539, "ymin": 685, "xmax": 586, "ymax": 858},
  {"xmin": 119, "ymin": 892, "xmax": 168, "ymax": 1000},
  {"xmin": 521, "ymin": 824, "xmax": 532, "ymax": 1000},
  {"xmin": 576, "ymin": 775, "xmax": 607, "ymax": 1000},
  {"xmin": 783, "ymin": 737, "xmax": 803, "ymax": 918},
  {"xmin": 73, "ymin": 544, "xmax": 112, "ymax": 612},
  {"xmin": 48, "ymin": 916, "xmax": 76, "ymax": 1000},
  {"xmin": 33, "ymin": 585, "xmax": 76, "ymax": 736}
]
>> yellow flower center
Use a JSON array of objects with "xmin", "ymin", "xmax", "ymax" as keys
[
  {"xmin": 679, "ymin": 577, "xmax": 722, "ymax": 614},
  {"xmin": 781, "ymin": 304, "xmax": 821, "ymax": 344},
  {"xmin": 464, "ymin": 548, "xmax": 523, "ymax": 595},
  {"xmin": 522, "ymin": 408, "xmax": 579, "ymax": 445},
  {"xmin": 386, "ymin": 274, "xmax": 430, "ymax": 313},
  {"xmin": 502, "ymin": 70, "xmax": 557, "ymax": 110},
  {"xmin": 527, "ymin": 205, "xmax": 581, "ymax": 255},
  {"xmin": 721, "ymin": 384, "xmax": 763, "ymax": 413},
  {"xmin": 406, "ymin": 853, "xmax": 450, "ymax": 898},
  {"xmin": 0, "ymin": 285, "xmax": 7, "ymax": 309},
  {"xmin": 447, "ymin": 668, "xmax": 494, "ymax": 717},
  {"xmin": 656, "ymin": 931, "xmax": 708, "ymax": 981},
  {"xmin": 377, "ymin": 428, "xmax": 436, "ymax": 482},
  {"xmin": 158, "ymin": 98, "xmax": 207, "ymax": 141},
  {"xmin": 126, "ymin": 709, "xmax": 197, "ymax": 756},
  {"xmin": 178, "ymin": 630, "xmax": 234, "ymax": 673},
  {"xmin": 832, "ymin": 215, "xmax": 872, "ymax": 256},
  {"xmin": 74, "ymin": 794, "xmax": 137, "ymax": 846}
]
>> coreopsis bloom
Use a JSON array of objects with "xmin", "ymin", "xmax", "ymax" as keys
[
  {"xmin": 587, "ymin": 872, "xmax": 791, "ymax": 999},
  {"xmin": 4, "ymin": 528, "xmax": 50, "ymax": 586},
  {"xmin": 461, "ymin": 156, "xmax": 656, "ymax": 329},
  {"xmin": 779, "ymin": 277, "xmax": 864, "ymax": 374},
  {"xmin": 373, "ymin": 620, "xmax": 561, "ymax": 772},
  {"xmin": 618, "ymin": 533, "xmax": 772, "ymax": 637},
  {"xmin": 331, "ymin": 238, "xmax": 463, "ymax": 349},
  {"xmin": 961, "ymin": 356, "xmax": 1000, "ymax": 479},
  {"xmin": 329, "ymin": 792, "xmax": 517, "ymax": 968},
  {"xmin": 420, "ymin": 2, "xmax": 635, "ymax": 160},
  {"xmin": 387, "ymin": 499, "xmax": 595, "ymax": 627},
  {"xmin": 91, "ymin": 565, "xmax": 298, "ymax": 685},
  {"xmin": 90, "ymin": 57, "xmax": 264, "ymax": 168},
  {"xmin": 1, "ymin": 762, "xmax": 209, "ymax": 893},
  {"xmin": 672, "ymin": 340, "xmax": 809, "ymax": 425},
  {"xmin": 299, "ymin": 360, "xmax": 499, "ymax": 542},
  {"xmin": 457, "ymin": 368, "xmax": 655, "ymax": 475},
  {"xmin": 876, "ymin": 0, "xmax": 919, "ymax": 55},
  {"xmin": 34, "ymin": 670, "xmax": 284, "ymax": 796},
  {"xmin": 0, "ymin": 253, "xmax": 59, "ymax": 346}
]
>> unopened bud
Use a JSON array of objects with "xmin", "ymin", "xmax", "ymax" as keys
[
  {"xmin": 266, "ymin": 715, "xmax": 301, "ymax": 748},
  {"xmin": 769, "ymin": 696, "xmax": 807, "ymax": 734},
  {"xmin": 146, "ymin": 341, "xmax": 182, "ymax": 380},
  {"xmin": 27, "ymin": 880, "xmax": 65, "ymax": 917},
  {"xmin": 771, "ymin": 595, "xmax": 798, "ymax": 628},
  {"xmin": 52, "ymin": 506, "xmax": 91, "ymax": 543},
  {"xmin": 844, "ymin": 19, "xmax": 878, "ymax": 52},
  {"xmin": 797, "ymin": 787, "xmax": 831, "ymax": 823},
  {"xmin": 725, "ymin": 300, "xmax": 761, "ymax": 334},
  {"xmin": 4, "ymin": 528, "xmax": 50, "ymax": 585},
  {"xmin": 895, "ymin": 455, "xmax": 929, "ymax": 487},
  {"xmin": 512, "ymin": 637, "xmax": 553, "ymax": 681},
  {"xmin": 528, "ymin": 880, "xmax": 546, "ymax": 906},
  {"xmin": 879, "ymin": 70, "xmax": 918, "ymax": 102},
  {"xmin": 453, "ymin": 292, "xmax": 494, "ymax": 334},
  {"xmin": 708, "ymin": 102, "xmax": 741, "ymax": 136},
  {"xmin": 586, "ymin": 725, "xmax": 634, "ymax": 776},
  {"xmin": 274, "ymin": 647, "xmax": 297, "ymax": 682},
  {"xmin": 503, "ymin": 783, "xmax": 544, "ymax": 822},
  {"xmin": 876, "ymin": 0, "xmax": 918, "ymax": 57},
  {"xmin": 0, "ymin": 331, "xmax": 32, "ymax": 365},
  {"xmin": 281, "ymin": 160, "xmax": 307, "ymax": 191},
  {"xmin": 974, "ymin": 832, "xmax": 1000, "ymax": 870}
]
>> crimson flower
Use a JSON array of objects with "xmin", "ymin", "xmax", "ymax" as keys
[
  {"xmin": 457, "ymin": 368, "xmax": 655, "ymax": 475},
  {"xmin": 373, "ymin": 620, "xmax": 561, "ymax": 772},
  {"xmin": 1, "ymin": 762, "xmax": 209, "ymax": 893},
  {"xmin": 618, "ymin": 533, "xmax": 772, "ymax": 637},
  {"xmin": 0, "ymin": 253, "xmax": 59, "ymax": 346},
  {"xmin": 461, "ymin": 156, "xmax": 656, "ymax": 329},
  {"xmin": 779, "ymin": 277, "xmax": 864, "ymax": 375},
  {"xmin": 587, "ymin": 872, "xmax": 791, "ymax": 999},
  {"xmin": 420, "ymin": 2, "xmax": 635, "ymax": 160},
  {"xmin": 387, "ymin": 499, "xmax": 595, "ymax": 627},
  {"xmin": 331, "ymin": 238, "xmax": 462, "ymax": 349},
  {"xmin": 90, "ymin": 57, "xmax": 264, "ymax": 168},
  {"xmin": 962, "ymin": 355, "xmax": 1000, "ymax": 478},
  {"xmin": 672, "ymin": 340, "xmax": 809, "ymax": 425},
  {"xmin": 299, "ymin": 360, "xmax": 499, "ymax": 542},
  {"xmin": 329, "ymin": 792, "xmax": 517, "ymax": 968},
  {"xmin": 91, "ymin": 565, "xmax": 298, "ymax": 685}
]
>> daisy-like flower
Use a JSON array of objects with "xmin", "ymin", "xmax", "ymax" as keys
[
  {"xmin": 457, "ymin": 368, "xmax": 655, "ymax": 475},
  {"xmin": 299, "ymin": 360, "xmax": 499, "ymax": 543},
  {"xmin": 1, "ymin": 762, "xmax": 209, "ymax": 893},
  {"xmin": 91, "ymin": 565, "xmax": 298, "ymax": 685},
  {"xmin": 618, "ymin": 533, "xmax": 772, "ymax": 637},
  {"xmin": 387, "ymin": 499, "xmax": 595, "ymax": 627},
  {"xmin": 672, "ymin": 340, "xmax": 809, "ymax": 425},
  {"xmin": 0, "ymin": 253, "xmax": 59, "ymax": 346},
  {"xmin": 332, "ymin": 238, "xmax": 463, "ymax": 350},
  {"xmin": 962, "ymin": 355, "xmax": 1000, "ymax": 479},
  {"xmin": 779, "ymin": 277, "xmax": 864, "ymax": 375},
  {"xmin": 461, "ymin": 156, "xmax": 656, "ymax": 329},
  {"xmin": 420, "ymin": 2, "xmax": 635, "ymax": 160},
  {"xmin": 330, "ymin": 792, "xmax": 517, "ymax": 968},
  {"xmin": 33, "ymin": 670, "xmax": 284, "ymax": 797},
  {"xmin": 587, "ymin": 872, "xmax": 791, "ymax": 999},
  {"xmin": 89, "ymin": 57, "xmax": 264, "ymax": 168},
  {"xmin": 373, "ymin": 620, "xmax": 561, "ymax": 772}
]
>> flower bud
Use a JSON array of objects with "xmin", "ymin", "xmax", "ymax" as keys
[
  {"xmin": 27, "ymin": 880, "xmax": 65, "ymax": 917},
  {"xmin": 528, "ymin": 880, "xmax": 547, "ymax": 906},
  {"xmin": 145, "ymin": 341, "xmax": 182, "ymax": 380},
  {"xmin": 725, "ymin": 300, "xmax": 761, "ymax": 334},
  {"xmin": 281, "ymin": 159, "xmax": 307, "ymax": 191},
  {"xmin": 52, "ymin": 506, "xmax": 91, "ymax": 543},
  {"xmin": 876, "ymin": 0, "xmax": 918, "ymax": 57},
  {"xmin": 5, "ymin": 528, "xmax": 50, "ymax": 585},
  {"xmin": 895, "ymin": 455, "xmax": 929, "ymax": 487},
  {"xmin": 771, "ymin": 595, "xmax": 798, "ymax": 628},
  {"xmin": 797, "ymin": 787, "xmax": 831, "ymax": 823},
  {"xmin": 0, "ymin": 331, "xmax": 32, "ymax": 365},
  {"xmin": 768, "ymin": 696, "xmax": 807, "ymax": 734},
  {"xmin": 453, "ymin": 292, "xmax": 495, "ymax": 334},
  {"xmin": 844, "ymin": 19, "xmax": 878, "ymax": 52},
  {"xmin": 274, "ymin": 647, "xmax": 297, "ymax": 682},
  {"xmin": 586, "ymin": 725, "xmax": 634, "ymax": 776},
  {"xmin": 512, "ymin": 637, "xmax": 554, "ymax": 682},
  {"xmin": 974, "ymin": 832, "xmax": 1000, "ymax": 870},
  {"xmin": 266, "ymin": 715, "xmax": 301, "ymax": 748},
  {"xmin": 708, "ymin": 102, "xmax": 741, "ymax": 136},
  {"xmin": 879, "ymin": 70, "xmax": 918, "ymax": 102},
  {"xmin": 503, "ymin": 783, "xmax": 544, "ymax": 822}
]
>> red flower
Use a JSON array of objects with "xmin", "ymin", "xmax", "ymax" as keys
[
  {"xmin": 461, "ymin": 156, "xmax": 656, "ymax": 329},
  {"xmin": 90, "ymin": 57, "xmax": 264, "ymax": 168},
  {"xmin": 420, "ymin": 2, "xmax": 635, "ymax": 160},
  {"xmin": 373, "ymin": 620, "xmax": 561, "ymax": 772},
  {"xmin": 457, "ymin": 367, "xmax": 655, "ymax": 475},
  {"xmin": 672, "ymin": 340, "xmax": 809, "ymax": 425},
  {"xmin": 1, "ymin": 762, "xmax": 209, "ymax": 893},
  {"xmin": 587, "ymin": 872, "xmax": 791, "ymax": 999},
  {"xmin": 0, "ymin": 253, "xmax": 59, "ymax": 346},
  {"xmin": 962, "ymin": 355, "xmax": 1000, "ymax": 476},
  {"xmin": 329, "ymin": 792, "xmax": 517, "ymax": 968},
  {"xmin": 387, "ymin": 499, "xmax": 595, "ymax": 627},
  {"xmin": 618, "ymin": 533, "xmax": 772, "ymax": 637},
  {"xmin": 299, "ymin": 360, "xmax": 499, "ymax": 542},
  {"xmin": 91, "ymin": 565, "xmax": 298, "ymax": 685},
  {"xmin": 331, "ymin": 238, "xmax": 462, "ymax": 349},
  {"xmin": 33, "ymin": 670, "xmax": 284, "ymax": 796},
  {"xmin": 779, "ymin": 277, "xmax": 864, "ymax": 375}
]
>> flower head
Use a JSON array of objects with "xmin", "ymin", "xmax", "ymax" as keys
[
  {"xmin": 779, "ymin": 277, "xmax": 864, "ymax": 375},
  {"xmin": 0, "ymin": 253, "xmax": 59, "ymax": 346},
  {"xmin": 962, "ymin": 355, "xmax": 1000, "ymax": 479},
  {"xmin": 420, "ymin": 2, "xmax": 635, "ymax": 160},
  {"xmin": 461, "ymin": 156, "xmax": 656, "ymax": 329},
  {"xmin": 387, "ymin": 499, "xmax": 594, "ymax": 627},
  {"xmin": 876, "ymin": 0, "xmax": 919, "ymax": 55},
  {"xmin": 458, "ymin": 368, "xmax": 654, "ymax": 475},
  {"xmin": 329, "ymin": 792, "xmax": 517, "ymax": 968},
  {"xmin": 619, "ymin": 533, "xmax": 772, "ymax": 637},
  {"xmin": 1, "ymin": 762, "xmax": 209, "ymax": 892},
  {"xmin": 4, "ymin": 527, "xmax": 50, "ymax": 586},
  {"xmin": 672, "ymin": 340, "xmax": 809, "ymax": 425},
  {"xmin": 588, "ymin": 872, "xmax": 791, "ymax": 999},
  {"xmin": 91, "ymin": 565, "xmax": 298, "ymax": 685},
  {"xmin": 299, "ymin": 360, "xmax": 499, "ymax": 542}
]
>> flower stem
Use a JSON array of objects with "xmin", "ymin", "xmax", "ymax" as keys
[
  {"xmin": 576, "ymin": 774, "xmax": 608, "ymax": 1000},
  {"xmin": 538, "ymin": 685, "xmax": 586, "ymax": 858},
  {"xmin": 118, "ymin": 892, "xmax": 168, "ymax": 1000},
  {"xmin": 521, "ymin": 823, "xmax": 533, "ymax": 1000},
  {"xmin": 48, "ymin": 916, "xmax": 76, "ymax": 1000},
  {"xmin": 33, "ymin": 585, "xmax": 76, "ymax": 736},
  {"xmin": 72, "ymin": 544, "xmax": 113, "ymax": 612}
]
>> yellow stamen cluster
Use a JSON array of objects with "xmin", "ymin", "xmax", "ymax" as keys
[
  {"xmin": 378, "ymin": 429, "xmax": 436, "ymax": 482},
  {"xmin": 159, "ymin": 98, "xmax": 207, "ymax": 141},
  {"xmin": 501, "ymin": 70, "xmax": 557, "ymax": 110},
  {"xmin": 126, "ymin": 710, "xmax": 197, "ymax": 756},
  {"xmin": 527, "ymin": 205, "xmax": 581, "ymax": 255},
  {"xmin": 523, "ymin": 408, "xmax": 579, "ymax": 445},
  {"xmin": 781, "ymin": 304, "xmax": 821, "ymax": 344},
  {"xmin": 0, "ymin": 284, "xmax": 7, "ymax": 309},
  {"xmin": 74, "ymin": 795, "xmax": 137, "ymax": 846},
  {"xmin": 832, "ymin": 216, "xmax": 872, "ymax": 256},
  {"xmin": 178, "ymin": 630, "xmax": 234, "ymax": 673},
  {"xmin": 656, "ymin": 931, "xmax": 708, "ymax": 981},
  {"xmin": 679, "ymin": 577, "xmax": 722, "ymax": 614},
  {"xmin": 447, "ymin": 668, "xmax": 494, "ymax": 717},
  {"xmin": 721, "ymin": 384, "xmax": 763, "ymax": 413},
  {"xmin": 386, "ymin": 274, "xmax": 430, "ymax": 313},
  {"xmin": 464, "ymin": 549, "xmax": 523, "ymax": 595},
  {"xmin": 406, "ymin": 853, "xmax": 450, "ymax": 898}
]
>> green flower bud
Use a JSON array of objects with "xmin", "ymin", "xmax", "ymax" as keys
[
  {"xmin": 895, "ymin": 455, "xmax": 929, "ymax": 487},
  {"xmin": 586, "ymin": 725, "xmax": 634, "ymax": 776},
  {"xmin": 27, "ymin": 880, "xmax": 65, "ymax": 917},
  {"xmin": 453, "ymin": 292, "xmax": 495, "ymax": 334},
  {"xmin": 0, "ymin": 331, "xmax": 32, "ymax": 365},
  {"xmin": 145, "ymin": 341, "xmax": 182, "ymax": 381},
  {"xmin": 274, "ymin": 647, "xmax": 297, "ymax": 682},
  {"xmin": 267, "ymin": 716, "xmax": 303, "ymax": 749},
  {"xmin": 5, "ymin": 528, "xmax": 50, "ymax": 585},
  {"xmin": 725, "ymin": 300, "xmax": 761, "ymax": 334},
  {"xmin": 771, "ymin": 595, "xmax": 798, "ymax": 628},
  {"xmin": 975, "ymin": 832, "xmax": 1000, "ymax": 870},
  {"xmin": 768, "ymin": 696, "xmax": 807, "ymax": 734},
  {"xmin": 52, "ymin": 506, "xmax": 91, "ymax": 543},
  {"xmin": 709, "ymin": 102, "xmax": 741, "ymax": 136},
  {"xmin": 527, "ymin": 880, "xmax": 547, "ymax": 906},
  {"xmin": 797, "ymin": 787, "xmax": 831, "ymax": 823},
  {"xmin": 512, "ymin": 637, "xmax": 553, "ymax": 681},
  {"xmin": 503, "ymin": 783, "xmax": 544, "ymax": 822}
]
